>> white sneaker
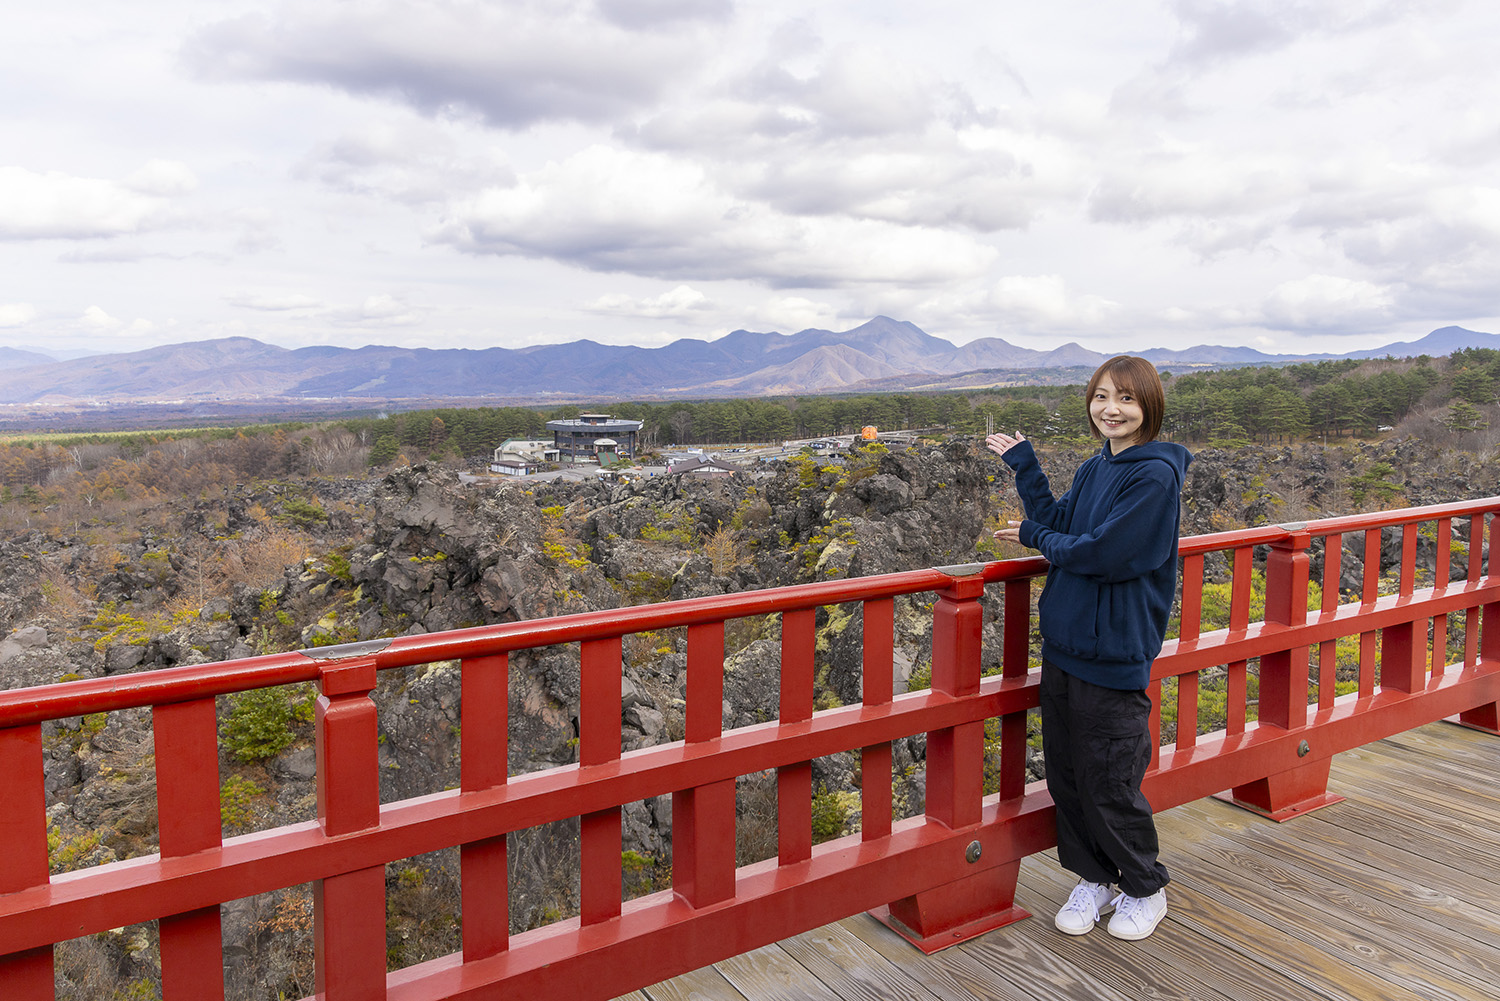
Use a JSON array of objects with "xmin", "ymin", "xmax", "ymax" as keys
[
  {"xmin": 1054, "ymin": 880, "xmax": 1114, "ymax": 935},
  {"xmin": 1106, "ymin": 889, "xmax": 1167, "ymax": 940}
]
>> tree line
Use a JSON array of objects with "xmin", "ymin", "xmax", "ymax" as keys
[{"xmin": 3, "ymin": 349, "xmax": 1496, "ymax": 506}]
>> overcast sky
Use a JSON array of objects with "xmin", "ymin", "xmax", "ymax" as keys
[{"xmin": 4, "ymin": 0, "xmax": 1499, "ymax": 360}]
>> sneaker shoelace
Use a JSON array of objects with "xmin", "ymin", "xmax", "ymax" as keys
[
  {"xmin": 1062, "ymin": 884, "xmax": 1105, "ymax": 920},
  {"xmin": 1110, "ymin": 893, "xmax": 1143, "ymax": 921}
]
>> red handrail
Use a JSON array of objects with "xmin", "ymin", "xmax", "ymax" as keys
[{"xmin": 3, "ymin": 499, "xmax": 1499, "ymax": 1000}]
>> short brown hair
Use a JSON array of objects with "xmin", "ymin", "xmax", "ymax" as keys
[{"xmin": 1085, "ymin": 355, "xmax": 1165, "ymax": 443}]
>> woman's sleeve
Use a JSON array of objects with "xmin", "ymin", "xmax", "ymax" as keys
[
  {"xmin": 1019, "ymin": 471, "xmax": 1177, "ymax": 582},
  {"xmin": 1001, "ymin": 440, "xmax": 1072, "ymax": 529}
]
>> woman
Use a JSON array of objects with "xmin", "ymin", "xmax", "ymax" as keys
[{"xmin": 985, "ymin": 355, "xmax": 1191, "ymax": 941}]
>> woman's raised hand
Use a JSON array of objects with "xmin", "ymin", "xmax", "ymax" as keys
[{"xmin": 985, "ymin": 431, "xmax": 1027, "ymax": 458}]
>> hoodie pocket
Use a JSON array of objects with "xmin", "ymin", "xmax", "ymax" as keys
[{"xmin": 1038, "ymin": 573, "xmax": 1100, "ymax": 659}]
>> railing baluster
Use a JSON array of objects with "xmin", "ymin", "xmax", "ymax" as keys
[
  {"xmin": 1316, "ymin": 533, "xmax": 1342, "ymax": 708},
  {"xmin": 1462, "ymin": 513, "xmax": 1500, "ymax": 732},
  {"xmin": 997, "ymin": 579, "xmax": 1029, "ymax": 802},
  {"xmin": 1466, "ymin": 514, "xmax": 1483, "ymax": 669},
  {"xmin": 581, "ymin": 638, "xmax": 624, "ymax": 924},
  {"xmin": 1175, "ymin": 553, "xmax": 1204, "ymax": 754},
  {"xmin": 154, "ymin": 698, "xmax": 225, "ymax": 1001},
  {"xmin": 460, "ymin": 653, "xmax": 509, "ymax": 961},
  {"xmin": 861, "ymin": 597, "xmax": 894, "ymax": 842},
  {"xmin": 0, "ymin": 723, "xmax": 52, "ymax": 1000},
  {"xmin": 1176, "ymin": 672, "xmax": 1198, "ymax": 752},
  {"xmin": 1227, "ymin": 545, "xmax": 1251, "ymax": 736},
  {"xmin": 1433, "ymin": 518, "xmax": 1452, "ymax": 677},
  {"xmin": 672, "ymin": 622, "xmax": 734, "ymax": 908},
  {"xmin": 778, "ymin": 608, "xmax": 816, "ymax": 864},
  {"xmin": 1179, "ymin": 553, "xmax": 1204, "ymax": 643},
  {"xmin": 313, "ymin": 659, "xmax": 386, "ymax": 1001},
  {"xmin": 1381, "ymin": 525, "xmax": 1427, "ymax": 694},
  {"xmin": 1359, "ymin": 528, "xmax": 1382, "ymax": 696}
]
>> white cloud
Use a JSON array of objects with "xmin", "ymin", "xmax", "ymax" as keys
[
  {"xmin": 80, "ymin": 305, "xmax": 123, "ymax": 331},
  {"xmin": 984, "ymin": 275, "xmax": 1121, "ymax": 329},
  {"xmin": 585, "ymin": 284, "xmax": 714, "ymax": 318},
  {"xmin": 226, "ymin": 292, "xmax": 324, "ymax": 312},
  {"xmin": 430, "ymin": 144, "xmax": 997, "ymax": 287},
  {"xmin": 123, "ymin": 159, "xmax": 198, "ymax": 197},
  {"xmin": 1260, "ymin": 274, "xmax": 1395, "ymax": 331},
  {"xmin": 748, "ymin": 296, "xmax": 843, "ymax": 333},
  {"xmin": 596, "ymin": 0, "xmax": 734, "ymax": 30},
  {"xmin": 0, "ymin": 303, "xmax": 38, "ymax": 327},
  {"xmin": 297, "ymin": 122, "xmax": 515, "ymax": 204},
  {"xmin": 183, "ymin": 1, "xmax": 710, "ymax": 129},
  {"xmin": 0, "ymin": 165, "xmax": 185, "ymax": 241},
  {"xmin": 327, "ymin": 293, "xmax": 423, "ymax": 326}
]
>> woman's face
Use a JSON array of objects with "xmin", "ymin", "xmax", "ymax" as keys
[{"xmin": 1090, "ymin": 373, "xmax": 1144, "ymax": 450}]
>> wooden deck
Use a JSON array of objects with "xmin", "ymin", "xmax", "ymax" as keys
[{"xmin": 617, "ymin": 721, "xmax": 1500, "ymax": 1001}]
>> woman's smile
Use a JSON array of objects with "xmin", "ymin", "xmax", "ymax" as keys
[{"xmin": 1090, "ymin": 374, "xmax": 1144, "ymax": 450}]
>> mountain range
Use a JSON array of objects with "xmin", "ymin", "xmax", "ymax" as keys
[{"xmin": 2, "ymin": 318, "xmax": 1496, "ymax": 405}]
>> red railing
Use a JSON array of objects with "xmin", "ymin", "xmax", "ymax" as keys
[{"xmin": 3, "ymin": 499, "xmax": 1500, "ymax": 999}]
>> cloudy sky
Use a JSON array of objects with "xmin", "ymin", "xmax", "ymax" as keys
[{"xmin": 4, "ymin": 0, "xmax": 1499, "ymax": 360}]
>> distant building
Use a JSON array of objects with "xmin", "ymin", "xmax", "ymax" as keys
[
  {"xmin": 547, "ymin": 413, "xmax": 643, "ymax": 463},
  {"xmin": 667, "ymin": 454, "xmax": 740, "ymax": 479},
  {"xmin": 489, "ymin": 438, "xmax": 559, "ymax": 475}
]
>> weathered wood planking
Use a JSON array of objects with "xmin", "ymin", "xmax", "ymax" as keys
[
  {"xmin": 1158, "ymin": 803, "xmax": 1500, "ymax": 1000},
  {"xmin": 1022, "ymin": 852, "xmax": 1327, "ymax": 1001},
  {"xmin": 620, "ymin": 722, "xmax": 1500, "ymax": 1001}
]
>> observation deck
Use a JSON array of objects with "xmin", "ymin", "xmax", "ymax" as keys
[{"xmin": 2, "ymin": 497, "xmax": 1498, "ymax": 1000}]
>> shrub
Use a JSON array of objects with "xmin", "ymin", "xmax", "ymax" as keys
[
  {"xmin": 221, "ymin": 686, "xmax": 298, "ymax": 762},
  {"xmin": 220, "ymin": 774, "xmax": 267, "ymax": 829}
]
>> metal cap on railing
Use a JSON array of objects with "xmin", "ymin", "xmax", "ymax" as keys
[{"xmin": 299, "ymin": 638, "xmax": 395, "ymax": 662}]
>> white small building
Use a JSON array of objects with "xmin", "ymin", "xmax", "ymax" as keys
[
  {"xmin": 667, "ymin": 455, "xmax": 740, "ymax": 479},
  {"xmin": 490, "ymin": 438, "xmax": 559, "ymax": 475}
]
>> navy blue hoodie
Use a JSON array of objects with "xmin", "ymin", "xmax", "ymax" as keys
[{"xmin": 1001, "ymin": 438, "xmax": 1193, "ymax": 690}]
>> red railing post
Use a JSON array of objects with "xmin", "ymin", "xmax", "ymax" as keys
[
  {"xmin": 460, "ymin": 654, "xmax": 509, "ymax": 960},
  {"xmin": 312, "ymin": 659, "xmax": 387, "ymax": 1000},
  {"xmin": 672, "ymin": 622, "xmax": 735, "ymax": 908},
  {"xmin": 1221, "ymin": 528, "xmax": 1343, "ymax": 821},
  {"xmin": 154, "ymin": 698, "xmax": 225, "ymax": 1001},
  {"xmin": 0, "ymin": 723, "xmax": 53, "ymax": 1000},
  {"xmin": 879, "ymin": 568, "xmax": 1028, "ymax": 952},
  {"xmin": 860, "ymin": 598, "xmax": 894, "ymax": 843},
  {"xmin": 777, "ymin": 608, "xmax": 815, "ymax": 864},
  {"xmin": 580, "ymin": 637, "xmax": 624, "ymax": 924},
  {"xmin": 1457, "ymin": 513, "xmax": 1500, "ymax": 733}
]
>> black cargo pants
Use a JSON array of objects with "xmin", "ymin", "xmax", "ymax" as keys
[{"xmin": 1040, "ymin": 659, "xmax": 1170, "ymax": 898}]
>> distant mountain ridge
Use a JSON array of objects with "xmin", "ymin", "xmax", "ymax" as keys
[{"xmin": 1, "ymin": 319, "xmax": 1496, "ymax": 405}]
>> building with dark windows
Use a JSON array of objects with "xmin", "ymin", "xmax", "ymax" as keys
[{"xmin": 546, "ymin": 413, "xmax": 644, "ymax": 463}]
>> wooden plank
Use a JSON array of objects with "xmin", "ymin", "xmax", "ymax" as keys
[
  {"xmin": 1168, "ymin": 798, "xmax": 1500, "ymax": 945},
  {"xmin": 715, "ymin": 943, "xmax": 844, "ymax": 1001},
  {"xmin": 1313, "ymin": 782, "xmax": 1500, "ymax": 867},
  {"xmin": 1330, "ymin": 743, "xmax": 1500, "ymax": 814},
  {"xmin": 776, "ymin": 921, "xmax": 944, "ymax": 1001},
  {"xmin": 1160, "ymin": 802, "xmax": 1500, "ymax": 986},
  {"xmin": 1021, "ymin": 851, "xmax": 1328, "ymax": 1001},
  {"xmin": 640, "ymin": 965, "xmax": 749, "ymax": 1001},
  {"xmin": 1158, "ymin": 811, "xmax": 1500, "ymax": 1001},
  {"xmin": 1143, "ymin": 860, "xmax": 1439, "ymax": 1001},
  {"xmin": 1382, "ymin": 722, "xmax": 1500, "ymax": 768},
  {"xmin": 840, "ymin": 914, "xmax": 1056, "ymax": 1001}
]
